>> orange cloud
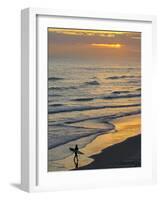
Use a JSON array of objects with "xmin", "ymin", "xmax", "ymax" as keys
[{"xmin": 48, "ymin": 28, "xmax": 132, "ymax": 38}]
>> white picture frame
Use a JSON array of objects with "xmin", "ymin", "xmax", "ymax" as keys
[{"xmin": 21, "ymin": 8, "xmax": 157, "ymax": 192}]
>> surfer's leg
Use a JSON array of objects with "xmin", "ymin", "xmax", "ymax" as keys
[
  {"xmin": 76, "ymin": 155, "xmax": 78, "ymax": 162},
  {"xmin": 73, "ymin": 155, "xmax": 79, "ymax": 168}
]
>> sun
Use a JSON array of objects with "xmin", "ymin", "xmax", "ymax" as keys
[{"xmin": 91, "ymin": 43, "xmax": 122, "ymax": 48}]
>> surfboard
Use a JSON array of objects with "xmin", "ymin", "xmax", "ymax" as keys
[{"xmin": 69, "ymin": 147, "xmax": 84, "ymax": 155}]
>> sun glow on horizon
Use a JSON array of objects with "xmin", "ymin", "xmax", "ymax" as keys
[{"xmin": 91, "ymin": 43, "xmax": 122, "ymax": 48}]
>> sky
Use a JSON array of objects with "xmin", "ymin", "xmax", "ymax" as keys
[{"xmin": 48, "ymin": 28, "xmax": 141, "ymax": 66}]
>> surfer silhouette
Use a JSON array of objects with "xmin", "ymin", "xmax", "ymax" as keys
[
  {"xmin": 69, "ymin": 144, "xmax": 84, "ymax": 169},
  {"xmin": 73, "ymin": 145, "xmax": 79, "ymax": 168}
]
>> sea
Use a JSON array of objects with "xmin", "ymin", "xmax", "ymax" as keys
[{"xmin": 48, "ymin": 60, "xmax": 141, "ymax": 164}]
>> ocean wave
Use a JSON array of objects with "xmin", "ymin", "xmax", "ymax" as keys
[
  {"xmin": 48, "ymin": 93, "xmax": 62, "ymax": 97},
  {"xmin": 107, "ymin": 75, "xmax": 140, "ymax": 80},
  {"xmin": 72, "ymin": 97, "xmax": 94, "ymax": 102},
  {"xmin": 48, "ymin": 122, "xmax": 114, "ymax": 150},
  {"xmin": 48, "ymin": 85, "xmax": 77, "ymax": 96},
  {"xmin": 50, "ymin": 103, "xmax": 63, "ymax": 107},
  {"xmin": 48, "ymin": 77, "xmax": 64, "ymax": 81},
  {"xmin": 128, "ymin": 80, "xmax": 141, "ymax": 84},
  {"xmin": 49, "ymin": 86, "xmax": 77, "ymax": 90},
  {"xmin": 49, "ymin": 109, "xmax": 141, "ymax": 127},
  {"xmin": 48, "ymin": 103, "xmax": 141, "ymax": 114},
  {"xmin": 84, "ymin": 80, "xmax": 100, "ymax": 86},
  {"xmin": 102, "ymin": 93, "xmax": 141, "ymax": 100},
  {"xmin": 112, "ymin": 91, "xmax": 130, "ymax": 94},
  {"xmin": 48, "ymin": 80, "xmax": 99, "ymax": 93},
  {"xmin": 48, "ymin": 109, "xmax": 141, "ymax": 150}
]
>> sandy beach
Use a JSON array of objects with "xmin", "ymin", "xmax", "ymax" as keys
[
  {"xmin": 78, "ymin": 134, "xmax": 141, "ymax": 170},
  {"xmin": 48, "ymin": 114, "xmax": 141, "ymax": 171}
]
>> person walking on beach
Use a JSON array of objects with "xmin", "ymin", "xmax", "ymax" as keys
[
  {"xmin": 73, "ymin": 144, "xmax": 79, "ymax": 168},
  {"xmin": 69, "ymin": 144, "xmax": 84, "ymax": 169}
]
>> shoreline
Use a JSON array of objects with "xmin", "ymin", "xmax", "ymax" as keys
[{"xmin": 48, "ymin": 114, "xmax": 141, "ymax": 171}]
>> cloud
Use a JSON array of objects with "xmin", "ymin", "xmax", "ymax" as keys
[
  {"xmin": 48, "ymin": 28, "xmax": 141, "ymax": 65},
  {"xmin": 48, "ymin": 28, "xmax": 140, "ymax": 38}
]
